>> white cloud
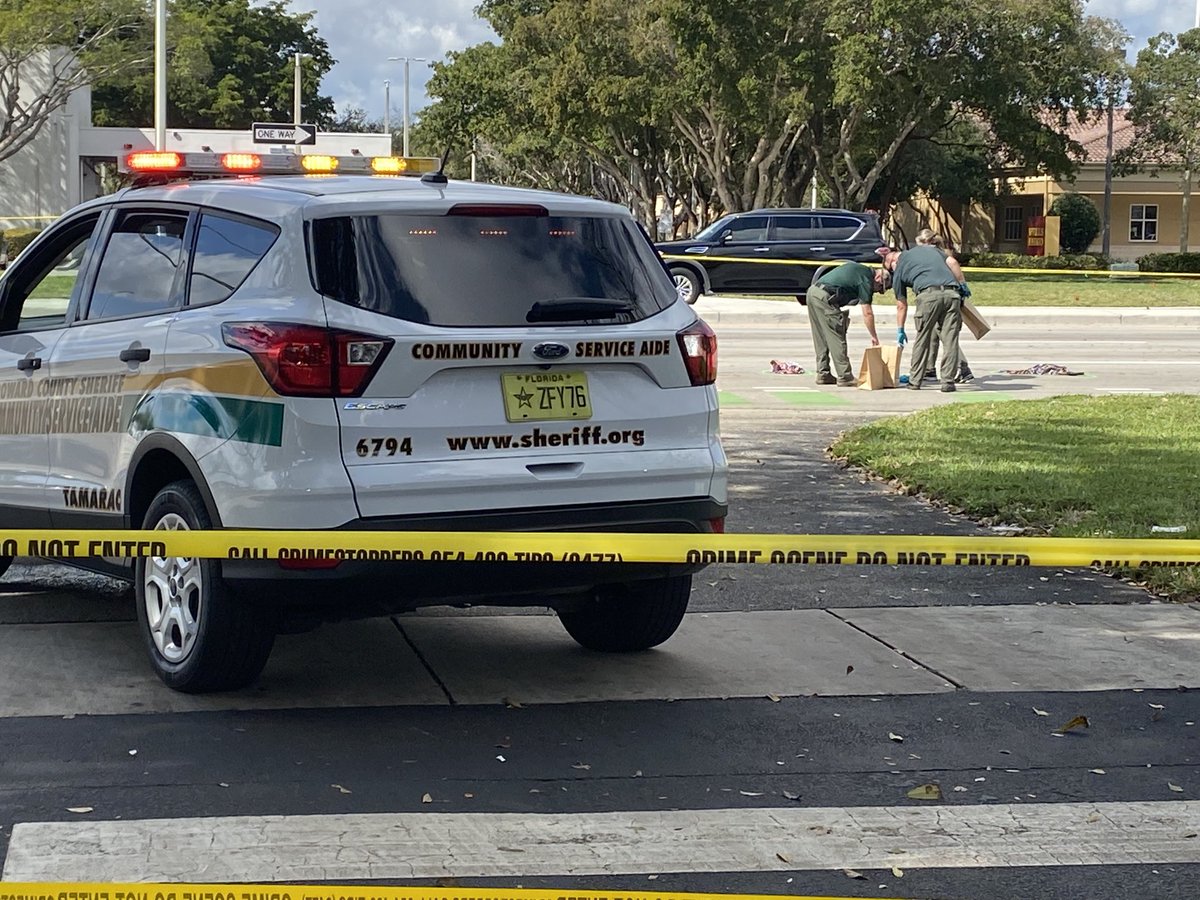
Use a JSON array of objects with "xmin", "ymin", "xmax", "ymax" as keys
[
  {"xmin": 289, "ymin": 0, "xmax": 496, "ymax": 118},
  {"xmin": 1085, "ymin": 0, "xmax": 1195, "ymax": 54}
]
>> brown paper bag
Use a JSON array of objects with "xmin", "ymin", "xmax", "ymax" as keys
[
  {"xmin": 961, "ymin": 299, "xmax": 991, "ymax": 340},
  {"xmin": 858, "ymin": 345, "xmax": 903, "ymax": 390},
  {"xmin": 881, "ymin": 344, "xmax": 904, "ymax": 384}
]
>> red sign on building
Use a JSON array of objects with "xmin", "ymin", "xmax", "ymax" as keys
[{"xmin": 1026, "ymin": 216, "xmax": 1046, "ymax": 256}]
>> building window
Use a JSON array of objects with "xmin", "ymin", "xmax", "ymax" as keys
[
  {"xmin": 1129, "ymin": 205, "xmax": 1158, "ymax": 242},
  {"xmin": 1003, "ymin": 207, "xmax": 1024, "ymax": 241}
]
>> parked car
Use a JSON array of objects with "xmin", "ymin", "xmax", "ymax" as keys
[
  {"xmin": 657, "ymin": 209, "xmax": 885, "ymax": 304},
  {"xmin": 0, "ymin": 150, "xmax": 727, "ymax": 692}
]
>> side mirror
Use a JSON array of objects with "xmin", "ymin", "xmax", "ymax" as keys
[{"xmin": 719, "ymin": 230, "xmax": 734, "ymax": 244}]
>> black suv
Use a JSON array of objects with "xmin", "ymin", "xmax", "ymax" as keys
[{"xmin": 657, "ymin": 209, "xmax": 884, "ymax": 304}]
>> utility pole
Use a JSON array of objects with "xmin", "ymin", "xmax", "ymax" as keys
[
  {"xmin": 1102, "ymin": 97, "xmax": 1114, "ymax": 257},
  {"xmin": 383, "ymin": 80, "xmax": 391, "ymax": 137},
  {"xmin": 154, "ymin": 0, "xmax": 166, "ymax": 150},
  {"xmin": 293, "ymin": 52, "xmax": 303, "ymax": 153}
]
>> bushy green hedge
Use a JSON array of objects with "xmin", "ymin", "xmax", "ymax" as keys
[
  {"xmin": 1136, "ymin": 252, "xmax": 1200, "ymax": 273},
  {"xmin": 1049, "ymin": 193, "xmax": 1102, "ymax": 253},
  {"xmin": 1, "ymin": 227, "xmax": 43, "ymax": 258},
  {"xmin": 960, "ymin": 251, "xmax": 1110, "ymax": 271}
]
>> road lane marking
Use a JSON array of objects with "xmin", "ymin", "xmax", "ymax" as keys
[{"xmin": 6, "ymin": 802, "xmax": 1199, "ymax": 882}]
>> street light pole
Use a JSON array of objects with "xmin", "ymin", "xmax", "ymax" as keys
[
  {"xmin": 154, "ymin": 0, "xmax": 166, "ymax": 150},
  {"xmin": 387, "ymin": 56, "xmax": 427, "ymax": 157},
  {"xmin": 403, "ymin": 57, "xmax": 410, "ymax": 157}
]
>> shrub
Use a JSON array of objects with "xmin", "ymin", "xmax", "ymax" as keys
[
  {"xmin": 2, "ymin": 227, "xmax": 43, "ymax": 259},
  {"xmin": 1049, "ymin": 193, "xmax": 1101, "ymax": 253},
  {"xmin": 964, "ymin": 251, "xmax": 1109, "ymax": 271},
  {"xmin": 1136, "ymin": 252, "xmax": 1200, "ymax": 273}
]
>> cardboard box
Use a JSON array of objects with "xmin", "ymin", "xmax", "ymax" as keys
[{"xmin": 962, "ymin": 298, "xmax": 991, "ymax": 340}]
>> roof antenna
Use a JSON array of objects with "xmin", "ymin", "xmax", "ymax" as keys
[{"xmin": 421, "ymin": 147, "xmax": 451, "ymax": 186}]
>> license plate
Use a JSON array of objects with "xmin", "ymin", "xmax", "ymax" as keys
[{"xmin": 502, "ymin": 371, "xmax": 592, "ymax": 422}]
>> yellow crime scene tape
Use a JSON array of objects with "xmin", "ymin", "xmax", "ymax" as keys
[
  {"xmin": 658, "ymin": 253, "xmax": 1200, "ymax": 279},
  {"xmin": 0, "ymin": 885, "xmax": 903, "ymax": 900},
  {"xmin": 4, "ymin": 529, "xmax": 1198, "ymax": 568}
]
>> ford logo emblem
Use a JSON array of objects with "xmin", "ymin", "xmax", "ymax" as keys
[{"xmin": 532, "ymin": 342, "xmax": 570, "ymax": 360}]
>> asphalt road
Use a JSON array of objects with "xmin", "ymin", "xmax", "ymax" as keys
[{"xmin": 0, "ymin": 309, "xmax": 1197, "ymax": 899}]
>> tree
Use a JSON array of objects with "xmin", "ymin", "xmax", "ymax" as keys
[
  {"xmin": 814, "ymin": 0, "xmax": 1115, "ymax": 210},
  {"xmin": 0, "ymin": 0, "xmax": 146, "ymax": 163},
  {"xmin": 1118, "ymin": 29, "xmax": 1200, "ymax": 252},
  {"xmin": 330, "ymin": 105, "xmax": 383, "ymax": 133},
  {"xmin": 1050, "ymin": 192, "xmax": 1101, "ymax": 252},
  {"xmin": 423, "ymin": 0, "xmax": 1120, "ymax": 231},
  {"xmin": 92, "ymin": 0, "xmax": 336, "ymax": 130}
]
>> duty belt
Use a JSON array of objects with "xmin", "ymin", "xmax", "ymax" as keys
[{"xmin": 916, "ymin": 284, "xmax": 959, "ymax": 295}]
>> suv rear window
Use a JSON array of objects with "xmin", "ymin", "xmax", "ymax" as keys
[{"xmin": 310, "ymin": 213, "xmax": 676, "ymax": 327}]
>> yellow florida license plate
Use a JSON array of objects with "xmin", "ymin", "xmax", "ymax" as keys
[{"xmin": 502, "ymin": 371, "xmax": 592, "ymax": 422}]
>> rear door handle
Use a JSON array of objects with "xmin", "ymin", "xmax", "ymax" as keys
[
  {"xmin": 16, "ymin": 356, "xmax": 41, "ymax": 371},
  {"xmin": 753, "ymin": 246, "xmax": 771, "ymax": 252},
  {"xmin": 808, "ymin": 246, "xmax": 826, "ymax": 252},
  {"xmin": 119, "ymin": 347, "xmax": 151, "ymax": 363}
]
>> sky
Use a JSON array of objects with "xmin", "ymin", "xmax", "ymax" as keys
[{"xmin": 296, "ymin": 0, "xmax": 1197, "ymax": 124}]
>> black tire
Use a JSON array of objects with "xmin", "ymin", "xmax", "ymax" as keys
[
  {"xmin": 135, "ymin": 479, "xmax": 275, "ymax": 692},
  {"xmin": 0, "ymin": 556, "xmax": 12, "ymax": 578},
  {"xmin": 671, "ymin": 266, "xmax": 702, "ymax": 305},
  {"xmin": 559, "ymin": 574, "xmax": 692, "ymax": 652}
]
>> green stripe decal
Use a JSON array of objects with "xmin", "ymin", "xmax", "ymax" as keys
[{"xmin": 127, "ymin": 393, "xmax": 284, "ymax": 447}]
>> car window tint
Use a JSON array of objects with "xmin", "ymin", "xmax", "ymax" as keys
[
  {"xmin": 723, "ymin": 216, "xmax": 768, "ymax": 241},
  {"xmin": 772, "ymin": 215, "xmax": 817, "ymax": 240},
  {"xmin": 819, "ymin": 216, "xmax": 863, "ymax": 240},
  {"xmin": 188, "ymin": 214, "xmax": 278, "ymax": 305},
  {"xmin": 88, "ymin": 211, "xmax": 187, "ymax": 320},
  {"xmin": 4, "ymin": 217, "xmax": 101, "ymax": 332},
  {"xmin": 311, "ymin": 213, "xmax": 675, "ymax": 327}
]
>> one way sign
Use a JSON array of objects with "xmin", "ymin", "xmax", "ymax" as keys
[{"xmin": 252, "ymin": 122, "xmax": 317, "ymax": 145}]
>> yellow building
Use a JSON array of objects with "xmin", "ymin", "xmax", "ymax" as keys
[{"xmin": 894, "ymin": 109, "xmax": 1200, "ymax": 262}]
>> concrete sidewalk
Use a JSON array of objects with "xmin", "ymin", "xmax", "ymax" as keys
[{"xmin": 695, "ymin": 295, "xmax": 1200, "ymax": 327}]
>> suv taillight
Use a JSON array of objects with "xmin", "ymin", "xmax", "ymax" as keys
[
  {"xmin": 222, "ymin": 322, "xmax": 393, "ymax": 397},
  {"xmin": 676, "ymin": 319, "xmax": 717, "ymax": 386}
]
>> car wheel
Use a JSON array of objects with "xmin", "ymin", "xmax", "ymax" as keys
[
  {"xmin": 559, "ymin": 574, "xmax": 691, "ymax": 652},
  {"xmin": 671, "ymin": 267, "xmax": 701, "ymax": 305},
  {"xmin": 0, "ymin": 556, "xmax": 12, "ymax": 578},
  {"xmin": 135, "ymin": 479, "xmax": 275, "ymax": 692}
]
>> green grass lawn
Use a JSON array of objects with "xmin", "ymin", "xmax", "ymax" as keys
[
  {"xmin": 745, "ymin": 272, "xmax": 1200, "ymax": 306},
  {"xmin": 27, "ymin": 273, "xmax": 77, "ymax": 300},
  {"xmin": 830, "ymin": 395, "xmax": 1200, "ymax": 600},
  {"xmin": 953, "ymin": 273, "xmax": 1200, "ymax": 307}
]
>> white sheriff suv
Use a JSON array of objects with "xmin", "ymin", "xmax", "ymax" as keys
[{"xmin": 0, "ymin": 151, "xmax": 728, "ymax": 692}]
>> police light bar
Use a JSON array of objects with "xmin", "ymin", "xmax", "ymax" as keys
[{"xmin": 121, "ymin": 151, "xmax": 441, "ymax": 178}]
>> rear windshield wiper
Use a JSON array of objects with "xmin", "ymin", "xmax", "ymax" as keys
[{"xmin": 526, "ymin": 297, "xmax": 635, "ymax": 323}]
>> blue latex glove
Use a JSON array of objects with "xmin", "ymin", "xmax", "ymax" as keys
[
  {"xmin": 958, "ymin": 282, "xmax": 972, "ymax": 298},
  {"xmin": 897, "ymin": 327, "xmax": 908, "ymax": 347}
]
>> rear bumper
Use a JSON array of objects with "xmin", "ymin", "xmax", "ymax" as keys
[{"xmin": 223, "ymin": 497, "xmax": 726, "ymax": 619}]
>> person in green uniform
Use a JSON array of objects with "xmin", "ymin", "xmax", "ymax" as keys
[
  {"xmin": 805, "ymin": 261, "xmax": 885, "ymax": 386},
  {"xmin": 916, "ymin": 229, "xmax": 974, "ymax": 383},
  {"xmin": 881, "ymin": 244, "xmax": 962, "ymax": 392}
]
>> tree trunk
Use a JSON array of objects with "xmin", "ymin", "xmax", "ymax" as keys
[{"xmin": 1181, "ymin": 167, "xmax": 1191, "ymax": 254}]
